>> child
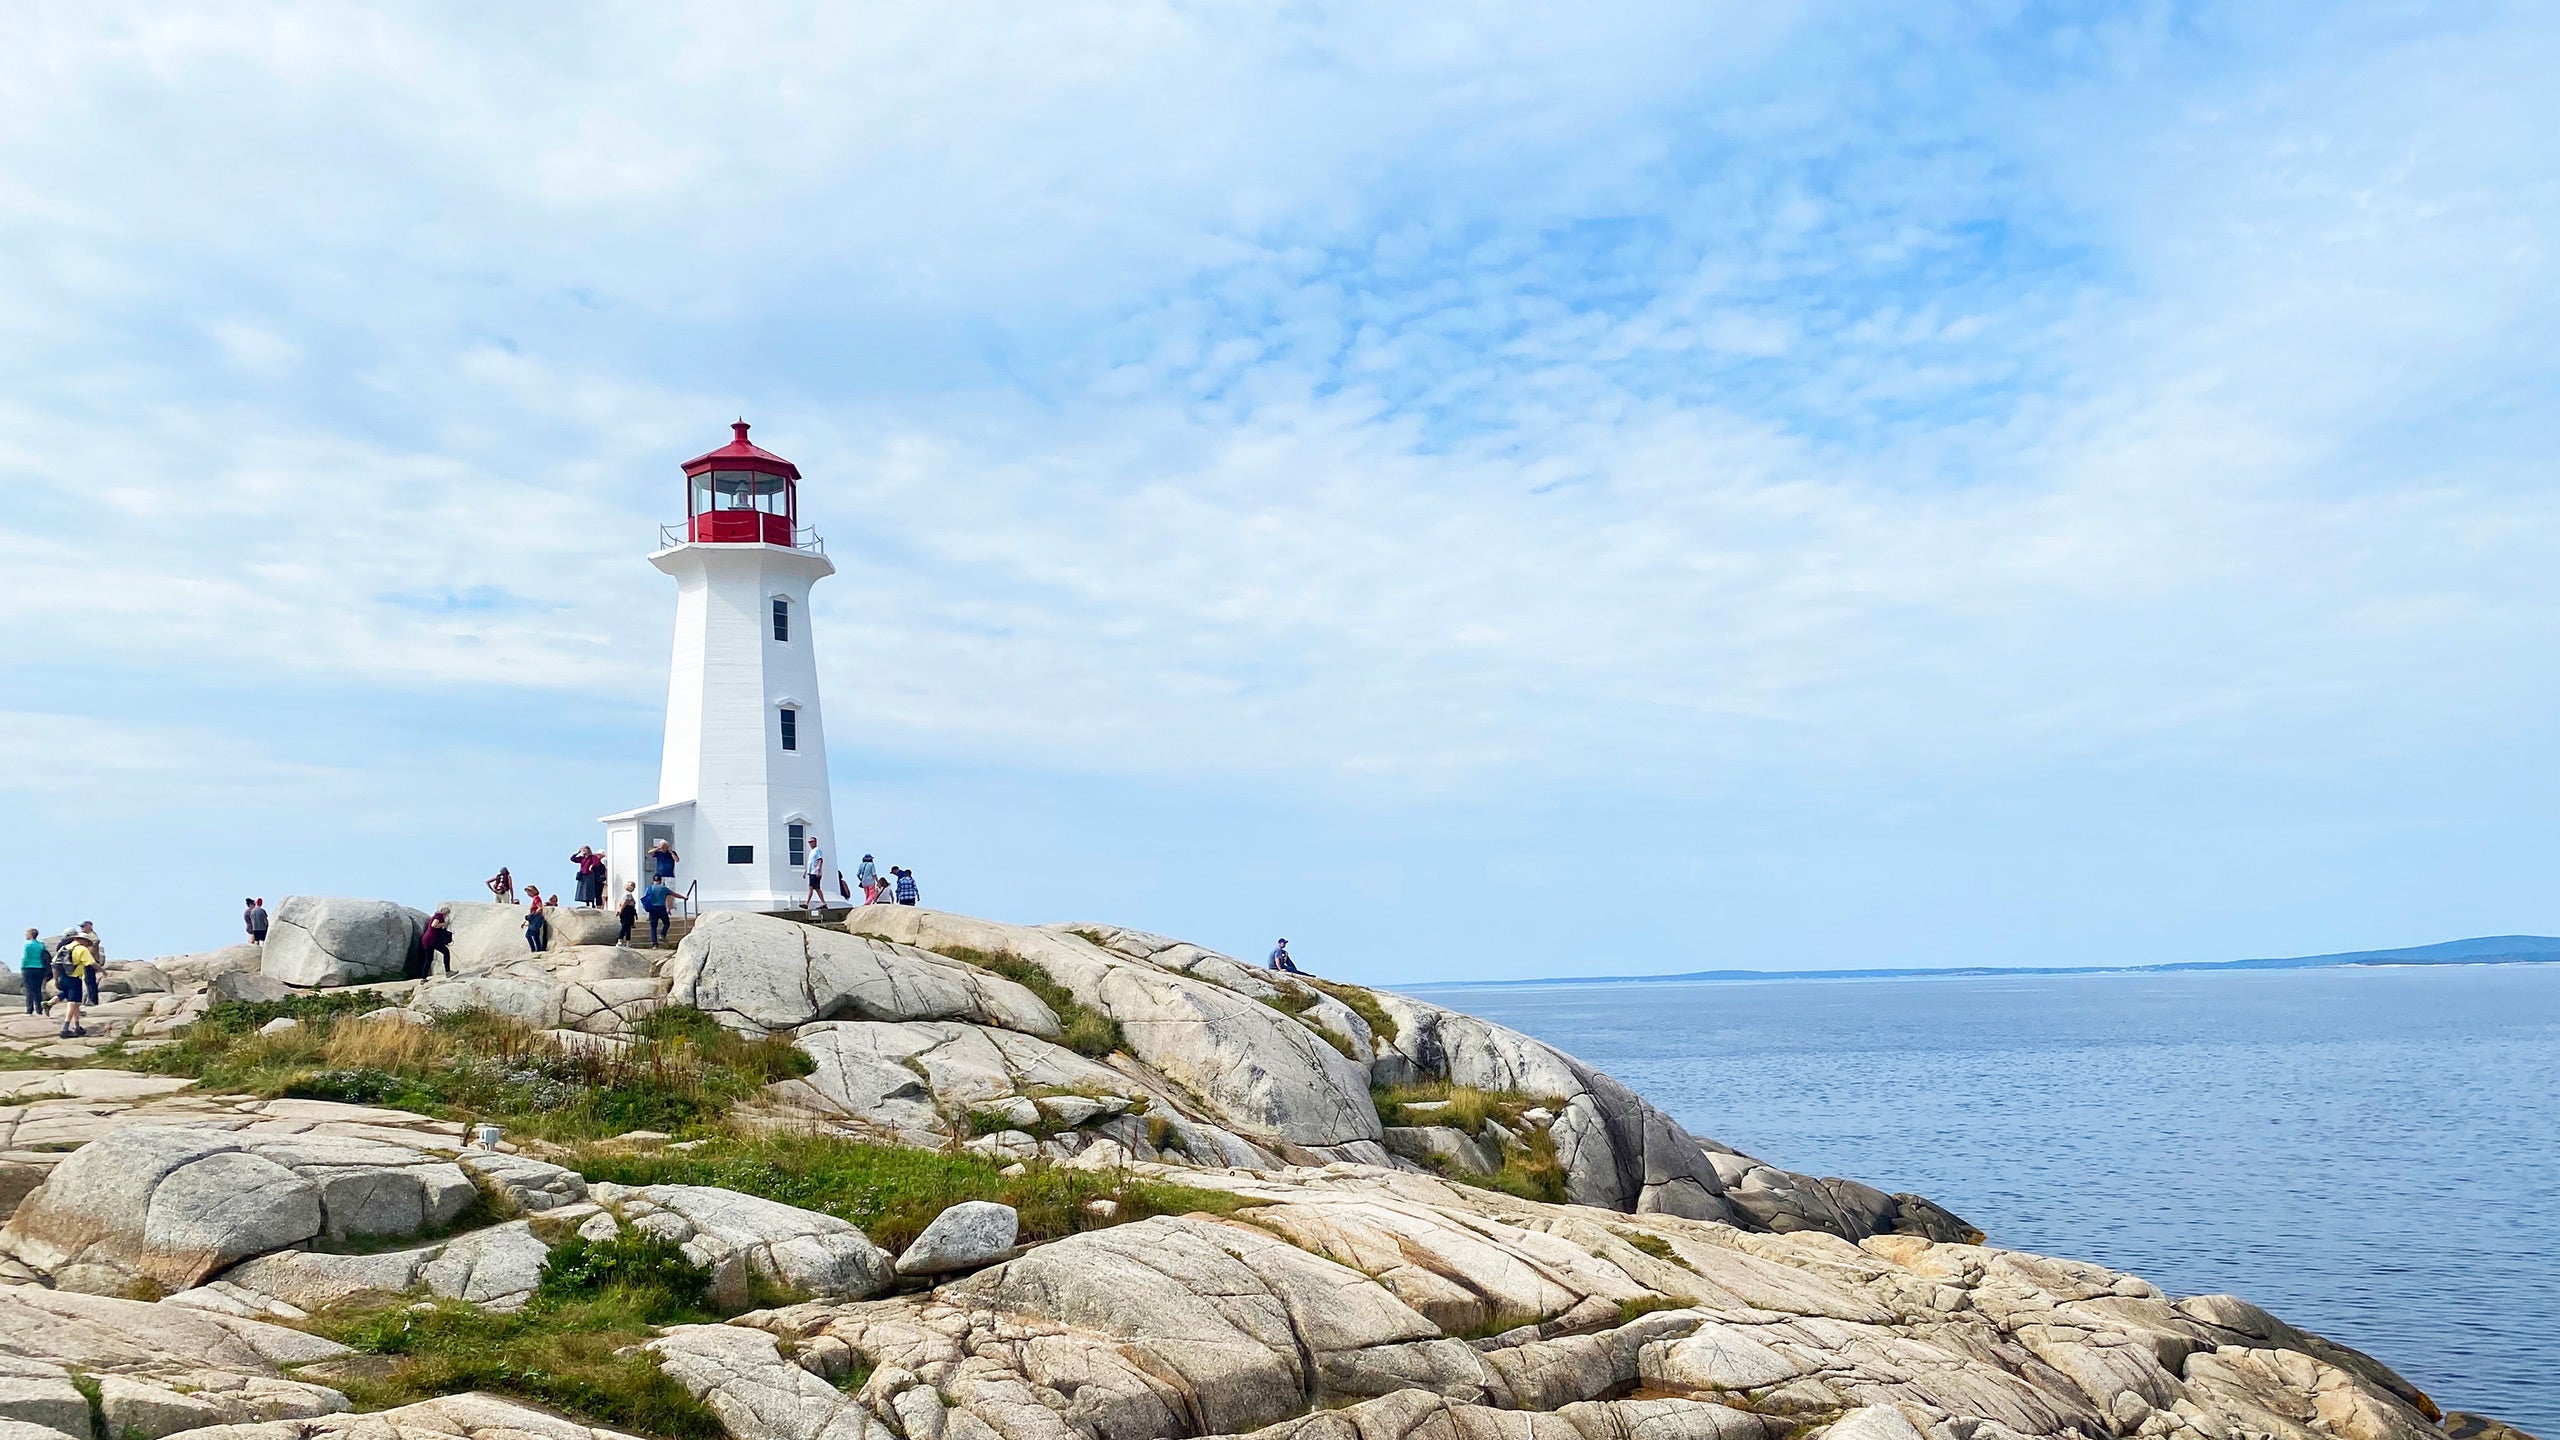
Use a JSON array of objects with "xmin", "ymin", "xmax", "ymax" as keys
[{"xmin": 617, "ymin": 882, "xmax": 638, "ymax": 943}]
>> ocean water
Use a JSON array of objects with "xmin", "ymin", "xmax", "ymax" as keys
[{"xmin": 1421, "ymin": 964, "xmax": 2560, "ymax": 1435}]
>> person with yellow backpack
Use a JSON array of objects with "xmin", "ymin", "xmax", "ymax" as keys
[{"xmin": 54, "ymin": 930, "xmax": 96, "ymax": 1038}]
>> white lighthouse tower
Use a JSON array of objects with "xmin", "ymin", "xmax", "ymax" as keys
[{"xmin": 601, "ymin": 422, "xmax": 839, "ymax": 913}]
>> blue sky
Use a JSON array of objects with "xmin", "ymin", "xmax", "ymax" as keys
[{"xmin": 1, "ymin": 3, "xmax": 2552, "ymax": 980}]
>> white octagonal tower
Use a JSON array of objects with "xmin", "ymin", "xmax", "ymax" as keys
[{"xmin": 602, "ymin": 421, "xmax": 839, "ymax": 912}]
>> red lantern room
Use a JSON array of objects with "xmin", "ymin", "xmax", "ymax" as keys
[{"xmin": 680, "ymin": 420, "xmax": 808, "ymax": 548}]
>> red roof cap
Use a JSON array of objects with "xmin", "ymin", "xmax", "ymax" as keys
[{"xmin": 681, "ymin": 420, "xmax": 802, "ymax": 480}]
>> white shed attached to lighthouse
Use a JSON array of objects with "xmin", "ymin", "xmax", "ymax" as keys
[{"xmin": 602, "ymin": 421, "xmax": 839, "ymax": 913}]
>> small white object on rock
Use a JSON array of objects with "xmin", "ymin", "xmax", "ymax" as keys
[
  {"xmin": 257, "ymin": 1017, "xmax": 299, "ymax": 1036},
  {"xmin": 998, "ymin": 1163, "xmax": 1029, "ymax": 1179},
  {"xmin": 894, "ymin": 1200, "xmax": 1019, "ymax": 1277},
  {"xmin": 1520, "ymin": 1107, "xmax": 1554, "ymax": 1124},
  {"xmin": 1083, "ymin": 1198, "xmax": 1119, "ymax": 1219}
]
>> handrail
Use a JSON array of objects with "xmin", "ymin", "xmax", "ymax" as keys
[
  {"xmin": 679, "ymin": 880, "xmax": 701, "ymax": 918},
  {"xmin": 655, "ymin": 521, "xmax": 825, "ymax": 555}
]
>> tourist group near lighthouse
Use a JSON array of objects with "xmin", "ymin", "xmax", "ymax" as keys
[{"xmin": 600, "ymin": 420, "xmax": 842, "ymax": 914}]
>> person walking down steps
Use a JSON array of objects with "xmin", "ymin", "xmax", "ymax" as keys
[{"xmin": 640, "ymin": 875, "xmax": 673, "ymax": 948}]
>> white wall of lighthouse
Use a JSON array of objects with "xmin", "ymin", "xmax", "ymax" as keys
[{"xmin": 602, "ymin": 422, "xmax": 841, "ymax": 914}]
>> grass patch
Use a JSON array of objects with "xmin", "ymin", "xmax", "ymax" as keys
[
  {"xmin": 565, "ymin": 1128, "xmax": 1243, "ymax": 1252},
  {"xmin": 1304, "ymin": 977, "xmax": 1399, "ymax": 1044},
  {"xmin": 1616, "ymin": 1294, "xmax": 1685, "ymax": 1323},
  {"xmin": 1616, "ymin": 1229, "xmax": 1679, "ymax": 1261},
  {"xmin": 927, "ymin": 947, "xmax": 1125, "ymax": 1059},
  {"xmin": 300, "ymin": 1234, "xmax": 725, "ymax": 1440},
  {"xmin": 138, "ymin": 1004, "xmax": 812, "ymax": 1143},
  {"xmin": 1373, "ymin": 1082, "xmax": 1569, "ymax": 1205}
]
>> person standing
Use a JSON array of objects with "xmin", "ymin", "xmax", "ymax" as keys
[
  {"xmin": 19, "ymin": 929, "xmax": 47, "ymax": 1016},
  {"xmin": 420, "ymin": 906, "xmax": 455, "ymax": 974},
  {"xmin": 523, "ymin": 888, "xmax": 550, "ymax": 953},
  {"xmin": 802, "ymin": 836, "xmax": 827, "ymax": 912},
  {"xmin": 640, "ymin": 875, "xmax": 673, "ymax": 947},
  {"xmin": 75, "ymin": 922, "xmax": 103, "ymax": 1005},
  {"xmin": 487, "ymin": 867, "xmax": 516, "ymax": 904},
  {"xmin": 616, "ymin": 882, "xmax": 638, "ymax": 943},
  {"xmin": 55, "ymin": 932, "xmax": 94, "ymax": 1038},
  {"xmin": 894, "ymin": 867, "xmax": 918, "ymax": 906},
  {"xmin": 855, "ymin": 854, "xmax": 877, "ymax": 894},
  {"xmin": 244, "ymin": 898, "xmax": 269, "ymax": 946},
  {"xmin": 647, "ymin": 839, "xmax": 679, "ymax": 883}
]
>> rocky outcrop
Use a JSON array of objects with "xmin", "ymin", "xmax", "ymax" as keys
[
  {"xmin": 597, "ymin": 1183, "xmax": 894, "ymax": 1309},
  {"xmin": 260, "ymin": 898, "xmax": 425, "ymax": 988},
  {"xmin": 673, "ymin": 911, "xmax": 1060, "ymax": 1039},
  {"xmin": 1, "ymin": 1125, "xmax": 476, "ymax": 1293},
  {"xmin": 432, "ymin": 902, "xmax": 625, "ymax": 974},
  {"xmin": 150, "ymin": 1391, "xmax": 650, "ymax": 1440},
  {"xmin": 844, "ymin": 908, "xmax": 1381, "ymax": 1148},
  {"xmin": 0, "ymin": 1285, "xmax": 352, "ymax": 1438}
]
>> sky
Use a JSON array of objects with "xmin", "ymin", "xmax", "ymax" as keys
[{"xmin": 0, "ymin": 2, "xmax": 2553, "ymax": 982}]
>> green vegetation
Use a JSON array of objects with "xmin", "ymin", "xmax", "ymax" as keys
[
  {"xmin": 1371, "ymin": 1081, "xmax": 1570, "ymax": 1204},
  {"xmin": 1616, "ymin": 1294, "xmax": 1685, "ymax": 1323},
  {"xmin": 137, "ymin": 1003, "xmax": 810, "ymax": 1143},
  {"xmin": 1615, "ymin": 1229, "xmax": 1679, "ymax": 1261},
  {"xmin": 927, "ymin": 946, "xmax": 1124, "ymax": 1059},
  {"xmin": 1303, "ymin": 977, "xmax": 1399, "ymax": 1044},
  {"xmin": 300, "ymin": 1232, "xmax": 726, "ymax": 1440},
  {"xmin": 564, "ymin": 1128, "xmax": 1245, "ymax": 1252}
]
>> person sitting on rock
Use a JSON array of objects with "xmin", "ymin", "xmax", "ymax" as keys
[
  {"xmin": 1268, "ymin": 938, "xmax": 1302, "ymax": 974},
  {"xmin": 420, "ymin": 906, "xmax": 455, "ymax": 974},
  {"xmin": 487, "ymin": 866, "xmax": 516, "ymax": 904},
  {"xmin": 523, "ymin": 888, "xmax": 550, "ymax": 953}
]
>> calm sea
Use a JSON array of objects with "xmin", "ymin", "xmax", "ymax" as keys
[{"xmin": 1419, "ymin": 964, "xmax": 2559, "ymax": 1435}]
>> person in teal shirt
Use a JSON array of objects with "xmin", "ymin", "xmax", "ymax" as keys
[{"xmin": 19, "ymin": 929, "xmax": 48, "ymax": 1016}]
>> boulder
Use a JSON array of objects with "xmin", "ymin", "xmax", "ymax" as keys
[
  {"xmin": 0, "ymin": 1125, "xmax": 475, "ymax": 1292},
  {"xmin": 211, "ymin": 971, "xmax": 295, "ymax": 1005},
  {"xmin": 411, "ymin": 968, "xmax": 561, "ymax": 1029},
  {"xmin": 1382, "ymin": 1124, "xmax": 1500, "ymax": 1177},
  {"xmin": 147, "ymin": 945, "xmax": 266, "ymax": 989},
  {"xmin": 0, "ymin": 1287, "xmax": 351, "ymax": 1437},
  {"xmin": 893, "ymin": 1200, "xmax": 1018, "ymax": 1277},
  {"xmin": 844, "ymin": 908, "xmax": 1381, "ymax": 1147},
  {"xmin": 151, "ymin": 1392, "xmax": 647, "ymax": 1440},
  {"xmin": 670, "ymin": 911, "xmax": 1059, "ymax": 1038},
  {"xmin": 260, "ymin": 897, "xmax": 424, "ymax": 988},
  {"xmin": 782, "ymin": 1019, "xmax": 1139, "ymax": 1141},
  {"xmin": 430, "ymin": 901, "xmax": 626, "ymax": 973},
  {"xmin": 616, "ymin": 1184, "xmax": 892, "ymax": 1308},
  {"xmin": 458, "ymin": 1150, "xmax": 589, "ymax": 1213}
]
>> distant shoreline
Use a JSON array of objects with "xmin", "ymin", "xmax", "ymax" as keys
[{"xmin": 1396, "ymin": 935, "xmax": 2560, "ymax": 991}]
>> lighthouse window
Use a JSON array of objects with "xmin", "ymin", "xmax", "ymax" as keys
[
  {"xmin": 772, "ymin": 597, "xmax": 789, "ymax": 642},
  {"xmin": 779, "ymin": 707, "xmax": 798, "ymax": 751},
  {"xmin": 727, "ymin": 845, "xmax": 755, "ymax": 865},
  {"xmin": 788, "ymin": 823, "xmax": 806, "ymax": 868}
]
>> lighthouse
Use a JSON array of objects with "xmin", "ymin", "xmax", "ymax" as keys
[{"xmin": 601, "ymin": 422, "xmax": 840, "ymax": 913}]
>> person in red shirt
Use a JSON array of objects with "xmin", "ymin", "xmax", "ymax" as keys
[{"xmin": 523, "ymin": 887, "xmax": 550, "ymax": 953}]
